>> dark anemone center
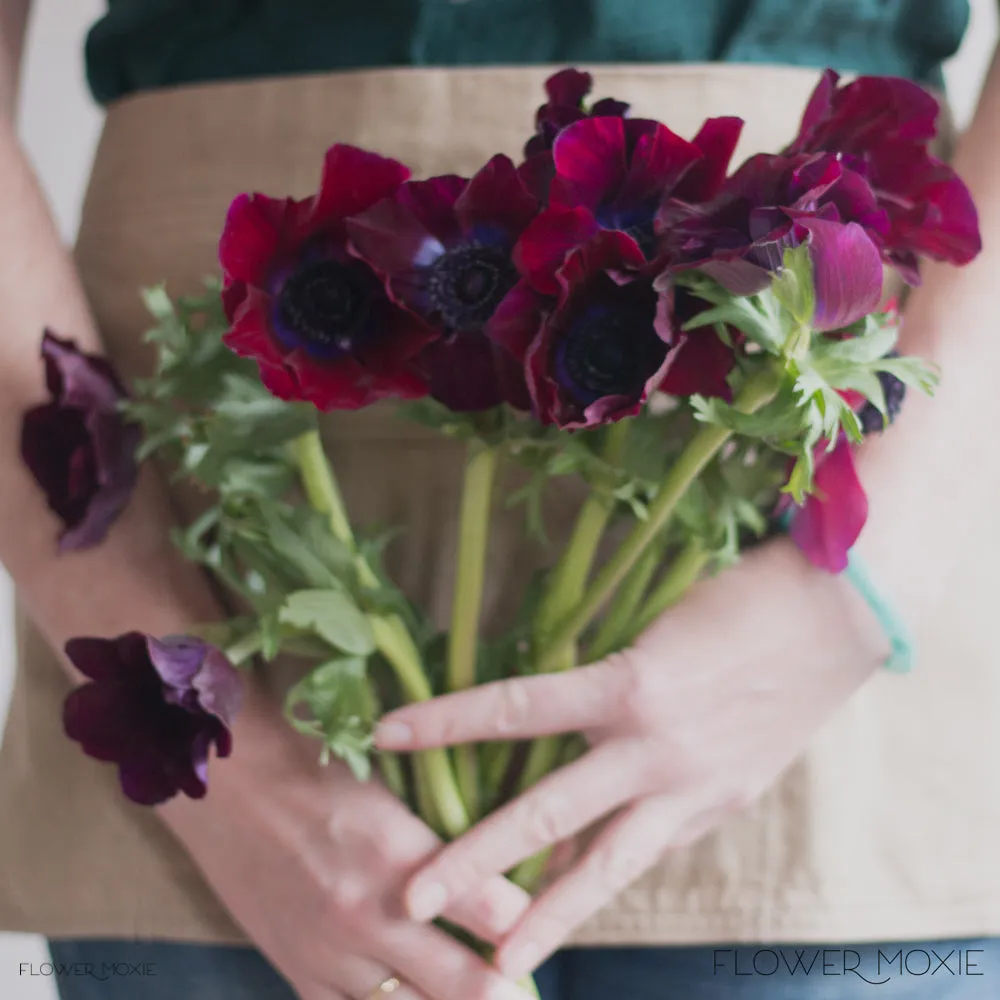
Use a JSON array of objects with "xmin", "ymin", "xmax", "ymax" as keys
[
  {"xmin": 277, "ymin": 259, "xmax": 371, "ymax": 354},
  {"xmin": 623, "ymin": 219, "xmax": 658, "ymax": 258},
  {"xmin": 597, "ymin": 200, "xmax": 659, "ymax": 259},
  {"xmin": 560, "ymin": 299, "xmax": 665, "ymax": 402},
  {"xmin": 428, "ymin": 244, "xmax": 518, "ymax": 333}
]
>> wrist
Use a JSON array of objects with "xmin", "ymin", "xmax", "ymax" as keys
[
  {"xmin": 766, "ymin": 534, "xmax": 891, "ymax": 685},
  {"xmin": 155, "ymin": 678, "xmax": 305, "ymax": 841}
]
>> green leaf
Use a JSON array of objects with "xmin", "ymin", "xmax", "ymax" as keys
[
  {"xmin": 279, "ymin": 589, "xmax": 376, "ymax": 655},
  {"xmin": 877, "ymin": 357, "xmax": 939, "ymax": 394},
  {"xmin": 207, "ymin": 396, "xmax": 316, "ymax": 458},
  {"xmin": 691, "ymin": 387, "xmax": 804, "ymax": 441},
  {"xmin": 784, "ymin": 446, "xmax": 815, "ymax": 503},
  {"xmin": 172, "ymin": 505, "xmax": 221, "ymax": 561},
  {"xmin": 680, "ymin": 293, "xmax": 785, "ymax": 354},
  {"xmin": 815, "ymin": 315, "xmax": 898, "ymax": 365},
  {"xmin": 218, "ymin": 458, "xmax": 296, "ymax": 500},
  {"xmin": 258, "ymin": 503, "xmax": 344, "ymax": 590},
  {"xmin": 771, "ymin": 244, "xmax": 816, "ymax": 328},
  {"xmin": 837, "ymin": 370, "xmax": 887, "ymax": 423},
  {"xmin": 259, "ymin": 610, "xmax": 283, "ymax": 661},
  {"xmin": 283, "ymin": 657, "xmax": 376, "ymax": 780},
  {"xmin": 295, "ymin": 508, "xmax": 356, "ymax": 578}
]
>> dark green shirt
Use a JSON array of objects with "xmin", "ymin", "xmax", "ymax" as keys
[{"xmin": 86, "ymin": 0, "xmax": 971, "ymax": 105}]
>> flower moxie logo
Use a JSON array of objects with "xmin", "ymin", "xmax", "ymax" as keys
[
  {"xmin": 712, "ymin": 948, "xmax": 986, "ymax": 985},
  {"xmin": 19, "ymin": 961, "xmax": 157, "ymax": 982}
]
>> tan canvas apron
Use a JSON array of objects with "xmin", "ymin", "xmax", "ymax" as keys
[{"xmin": 2, "ymin": 64, "xmax": 999, "ymax": 948}]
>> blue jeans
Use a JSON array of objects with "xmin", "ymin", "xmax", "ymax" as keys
[{"xmin": 44, "ymin": 938, "xmax": 999, "ymax": 999}]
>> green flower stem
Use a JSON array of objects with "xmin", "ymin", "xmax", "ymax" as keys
[
  {"xmin": 509, "ymin": 422, "xmax": 632, "ymax": 812},
  {"xmin": 531, "ymin": 419, "xmax": 632, "ymax": 655},
  {"xmin": 292, "ymin": 428, "xmax": 355, "ymax": 552},
  {"xmin": 413, "ymin": 750, "xmax": 445, "ymax": 837},
  {"xmin": 586, "ymin": 544, "xmax": 661, "ymax": 662},
  {"xmin": 480, "ymin": 738, "xmax": 514, "ymax": 813},
  {"xmin": 535, "ymin": 363, "xmax": 784, "ymax": 670},
  {"xmin": 377, "ymin": 749, "xmax": 407, "ymax": 802},
  {"xmin": 510, "ymin": 848, "xmax": 551, "ymax": 894},
  {"xmin": 292, "ymin": 429, "xmax": 470, "ymax": 839},
  {"xmin": 447, "ymin": 443, "xmax": 500, "ymax": 822},
  {"xmin": 368, "ymin": 615, "xmax": 470, "ymax": 839},
  {"xmin": 628, "ymin": 539, "xmax": 711, "ymax": 641}
]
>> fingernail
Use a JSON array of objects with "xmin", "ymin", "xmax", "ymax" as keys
[
  {"xmin": 500, "ymin": 942, "xmax": 541, "ymax": 979},
  {"xmin": 374, "ymin": 719, "xmax": 413, "ymax": 747},
  {"xmin": 407, "ymin": 880, "xmax": 448, "ymax": 921}
]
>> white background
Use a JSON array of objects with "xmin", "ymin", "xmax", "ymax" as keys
[{"xmin": 1, "ymin": 1, "xmax": 997, "ymax": 996}]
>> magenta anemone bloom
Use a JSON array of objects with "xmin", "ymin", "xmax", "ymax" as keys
[
  {"xmin": 347, "ymin": 154, "xmax": 539, "ymax": 411},
  {"xmin": 524, "ymin": 68, "xmax": 631, "ymax": 159},
  {"xmin": 220, "ymin": 144, "xmax": 435, "ymax": 411},
  {"xmin": 495, "ymin": 230, "xmax": 675, "ymax": 429},
  {"xmin": 661, "ymin": 149, "xmax": 889, "ymax": 292},
  {"xmin": 663, "ymin": 167, "xmax": 887, "ymax": 332},
  {"xmin": 784, "ymin": 70, "xmax": 980, "ymax": 281},
  {"xmin": 784, "ymin": 436, "xmax": 868, "ymax": 573},
  {"xmin": 801, "ymin": 217, "xmax": 885, "ymax": 331},
  {"xmin": 63, "ymin": 633, "xmax": 244, "ymax": 806},
  {"xmin": 548, "ymin": 116, "xmax": 705, "ymax": 259},
  {"xmin": 518, "ymin": 115, "xmax": 743, "ymax": 291},
  {"xmin": 20, "ymin": 331, "xmax": 140, "ymax": 552}
]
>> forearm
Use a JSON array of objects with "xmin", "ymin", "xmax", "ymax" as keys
[
  {"xmin": 0, "ymin": 115, "xmax": 225, "ymax": 655},
  {"xmin": 0, "ymin": 121, "xmax": 305, "ymax": 861},
  {"xmin": 854, "ymin": 45, "xmax": 1000, "ymax": 619},
  {"xmin": 0, "ymin": 0, "xmax": 30, "ymax": 116}
]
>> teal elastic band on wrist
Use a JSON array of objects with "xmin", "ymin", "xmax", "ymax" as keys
[{"xmin": 777, "ymin": 510, "xmax": 914, "ymax": 674}]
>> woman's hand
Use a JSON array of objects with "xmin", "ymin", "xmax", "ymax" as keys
[
  {"xmin": 160, "ymin": 685, "xmax": 535, "ymax": 1000},
  {"xmin": 374, "ymin": 538, "xmax": 891, "ymax": 978}
]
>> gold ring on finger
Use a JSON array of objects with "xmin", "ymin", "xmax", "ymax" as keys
[{"xmin": 364, "ymin": 976, "xmax": 402, "ymax": 1000}]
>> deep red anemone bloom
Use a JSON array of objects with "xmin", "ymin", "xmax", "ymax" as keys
[
  {"xmin": 494, "ymin": 230, "xmax": 675, "ymax": 429},
  {"xmin": 784, "ymin": 70, "xmax": 981, "ymax": 282},
  {"xmin": 219, "ymin": 144, "xmax": 435, "ymax": 411},
  {"xmin": 523, "ymin": 68, "xmax": 631, "ymax": 159},
  {"xmin": 20, "ymin": 331, "xmax": 140, "ymax": 552},
  {"xmin": 63, "ymin": 633, "xmax": 244, "ymax": 806},
  {"xmin": 783, "ymin": 435, "xmax": 868, "ymax": 573},
  {"xmin": 518, "ymin": 115, "xmax": 743, "ymax": 291},
  {"xmin": 661, "ymin": 149, "xmax": 888, "ymax": 289},
  {"xmin": 347, "ymin": 154, "xmax": 538, "ymax": 412}
]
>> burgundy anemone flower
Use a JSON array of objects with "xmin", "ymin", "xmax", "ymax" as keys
[
  {"xmin": 523, "ymin": 68, "xmax": 631, "ymax": 159},
  {"xmin": 666, "ymin": 183, "xmax": 886, "ymax": 334},
  {"xmin": 494, "ymin": 230, "xmax": 675, "ymax": 429},
  {"xmin": 784, "ymin": 70, "xmax": 981, "ymax": 281},
  {"xmin": 517, "ymin": 114, "xmax": 743, "ymax": 291},
  {"xmin": 661, "ymin": 149, "xmax": 888, "ymax": 289},
  {"xmin": 347, "ymin": 154, "xmax": 539, "ymax": 412},
  {"xmin": 549, "ymin": 117, "xmax": 707, "ymax": 257},
  {"xmin": 63, "ymin": 633, "xmax": 244, "ymax": 806},
  {"xmin": 783, "ymin": 435, "xmax": 868, "ymax": 573},
  {"xmin": 220, "ymin": 144, "xmax": 435, "ymax": 411},
  {"xmin": 20, "ymin": 331, "xmax": 140, "ymax": 552}
]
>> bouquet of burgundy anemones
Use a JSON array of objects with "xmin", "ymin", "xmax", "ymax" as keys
[{"xmin": 21, "ymin": 68, "xmax": 980, "ymax": 992}]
